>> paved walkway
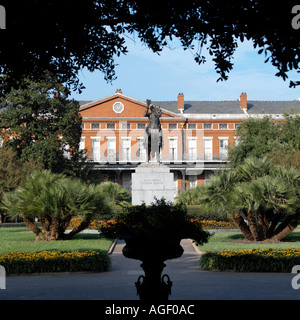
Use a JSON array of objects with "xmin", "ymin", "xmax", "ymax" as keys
[{"xmin": 0, "ymin": 239, "xmax": 299, "ymax": 300}]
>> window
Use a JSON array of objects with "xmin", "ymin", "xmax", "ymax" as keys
[
  {"xmin": 219, "ymin": 123, "xmax": 228, "ymax": 130},
  {"xmin": 204, "ymin": 138, "xmax": 213, "ymax": 160},
  {"xmin": 235, "ymin": 123, "xmax": 241, "ymax": 129},
  {"xmin": 91, "ymin": 123, "xmax": 100, "ymax": 130},
  {"xmin": 137, "ymin": 137, "xmax": 146, "ymax": 161},
  {"xmin": 219, "ymin": 138, "xmax": 228, "ymax": 159},
  {"xmin": 122, "ymin": 137, "xmax": 131, "ymax": 161},
  {"xmin": 122, "ymin": 171, "xmax": 131, "ymax": 192},
  {"xmin": 107, "ymin": 137, "xmax": 116, "ymax": 162},
  {"xmin": 168, "ymin": 138, "xmax": 177, "ymax": 161},
  {"xmin": 79, "ymin": 137, "xmax": 85, "ymax": 152},
  {"xmin": 107, "ymin": 123, "xmax": 115, "ymax": 130},
  {"xmin": 168, "ymin": 123, "xmax": 177, "ymax": 130},
  {"xmin": 188, "ymin": 123, "xmax": 196, "ymax": 129},
  {"xmin": 121, "ymin": 123, "xmax": 131, "ymax": 130},
  {"xmin": 204, "ymin": 171, "xmax": 213, "ymax": 184},
  {"xmin": 81, "ymin": 123, "xmax": 85, "ymax": 130},
  {"xmin": 91, "ymin": 138, "xmax": 101, "ymax": 162},
  {"xmin": 188, "ymin": 138, "xmax": 197, "ymax": 160},
  {"xmin": 137, "ymin": 123, "xmax": 146, "ymax": 130},
  {"xmin": 203, "ymin": 123, "xmax": 212, "ymax": 130},
  {"xmin": 188, "ymin": 175, "xmax": 197, "ymax": 189}
]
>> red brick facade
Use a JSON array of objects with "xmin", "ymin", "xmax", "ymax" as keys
[{"xmin": 79, "ymin": 90, "xmax": 290, "ymax": 193}]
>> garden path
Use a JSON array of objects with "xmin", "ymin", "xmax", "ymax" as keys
[{"xmin": 0, "ymin": 238, "xmax": 299, "ymax": 300}]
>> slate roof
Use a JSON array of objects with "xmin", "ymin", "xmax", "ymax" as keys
[
  {"xmin": 152, "ymin": 101, "xmax": 244, "ymax": 114},
  {"xmin": 79, "ymin": 100, "xmax": 93, "ymax": 107},
  {"xmin": 152, "ymin": 100, "xmax": 300, "ymax": 115},
  {"xmin": 244, "ymin": 101, "xmax": 300, "ymax": 114},
  {"xmin": 78, "ymin": 99, "xmax": 300, "ymax": 115}
]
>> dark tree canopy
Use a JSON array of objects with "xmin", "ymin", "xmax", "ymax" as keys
[
  {"xmin": 0, "ymin": 73, "xmax": 84, "ymax": 176},
  {"xmin": 0, "ymin": 0, "xmax": 299, "ymax": 94}
]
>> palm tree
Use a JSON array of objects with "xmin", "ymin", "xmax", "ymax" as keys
[
  {"xmin": 96, "ymin": 181, "xmax": 131, "ymax": 208},
  {"xmin": 178, "ymin": 157, "xmax": 300, "ymax": 242},
  {"xmin": 1, "ymin": 170, "xmax": 112, "ymax": 241},
  {"xmin": 176, "ymin": 187, "xmax": 201, "ymax": 206}
]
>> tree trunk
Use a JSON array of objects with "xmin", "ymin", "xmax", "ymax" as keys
[
  {"xmin": 271, "ymin": 214, "xmax": 300, "ymax": 241},
  {"xmin": 39, "ymin": 216, "xmax": 72, "ymax": 241},
  {"xmin": 247, "ymin": 211, "xmax": 262, "ymax": 241},
  {"xmin": 0, "ymin": 213, "xmax": 6, "ymax": 223},
  {"xmin": 233, "ymin": 213, "xmax": 254, "ymax": 241},
  {"xmin": 40, "ymin": 217, "xmax": 53, "ymax": 241},
  {"xmin": 267, "ymin": 214, "xmax": 281, "ymax": 239},
  {"xmin": 23, "ymin": 217, "xmax": 43, "ymax": 241},
  {"xmin": 63, "ymin": 217, "xmax": 91, "ymax": 240},
  {"xmin": 257, "ymin": 211, "xmax": 269, "ymax": 239}
]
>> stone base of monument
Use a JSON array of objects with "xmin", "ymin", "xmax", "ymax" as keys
[{"xmin": 132, "ymin": 163, "xmax": 174, "ymax": 205}]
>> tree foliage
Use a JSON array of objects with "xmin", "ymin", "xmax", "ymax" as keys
[
  {"xmin": 228, "ymin": 114, "xmax": 300, "ymax": 169},
  {"xmin": 0, "ymin": 0, "xmax": 299, "ymax": 94},
  {"xmin": 96, "ymin": 181, "xmax": 131, "ymax": 208},
  {"xmin": 0, "ymin": 147, "xmax": 43, "ymax": 223},
  {"xmin": 0, "ymin": 73, "xmax": 85, "ymax": 177},
  {"xmin": 1, "ymin": 171, "xmax": 112, "ymax": 241},
  {"xmin": 178, "ymin": 157, "xmax": 300, "ymax": 242}
]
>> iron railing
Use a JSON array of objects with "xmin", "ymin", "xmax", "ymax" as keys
[{"xmin": 86, "ymin": 152, "xmax": 228, "ymax": 163}]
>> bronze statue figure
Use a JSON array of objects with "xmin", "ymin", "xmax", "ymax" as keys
[{"xmin": 144, "ymin": 99, "xmax": 163, "ymax": 162}]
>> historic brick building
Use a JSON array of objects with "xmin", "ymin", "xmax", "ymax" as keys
[{"xmin": 78, "ymin": 90, "xmax": 296, "ymax": 194}]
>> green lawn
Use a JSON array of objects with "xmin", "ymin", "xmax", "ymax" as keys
[
  {"xmin": 0, "ymin": 229, "xmax": 113, "ymax": 254},
  {"xmin": 199, "ymin": 228, "xmax": 300, "ymax": 252}
]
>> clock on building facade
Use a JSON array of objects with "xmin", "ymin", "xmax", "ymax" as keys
[{"xmin": 113, "ymin": 102, "xmax": 124, "ymax": 113}]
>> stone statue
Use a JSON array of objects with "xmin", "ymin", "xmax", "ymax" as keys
[{"xmin": 144, "ymin": 99, "xmax": 163, "ymax": 162}]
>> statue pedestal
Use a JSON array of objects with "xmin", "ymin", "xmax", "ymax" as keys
[{"xmin": 132, "ymin": 163, "xmax": 174, "ymax": 205}]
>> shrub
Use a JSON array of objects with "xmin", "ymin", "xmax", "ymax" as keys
[
  {"xmin": 1, "ymin": 170, "xmax": 112, "ymax": 241},
  {"xmin": 200, "ymin": 248, "xmax": 300, "ymax": 272},
  {"xmin": 0, "ymin": 250, "xmax": 111, "ymax": 274},
  {"xmin": 98, "ymin": 199, "xmax": 211, "ymax": 246}
]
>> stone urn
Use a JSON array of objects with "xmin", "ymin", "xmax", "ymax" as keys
[{"xmin": 122, "ymin": 235, "xmax": 184, "ymax": 301}]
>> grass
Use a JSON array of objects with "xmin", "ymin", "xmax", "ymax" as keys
[
  {"xmin": 0, "ymin": 229, "xmax": 113, "ymax": 254},
  {"xmin": 198, "ymin": 227, "xmax": 300, "ymax": 252}
]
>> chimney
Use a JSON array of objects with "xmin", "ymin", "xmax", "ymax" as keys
[
  {"xmin": 178, "ymin": 93, "xmax": 184, "ymax": 113},
  {"xmin": 240, "ymin": 92, "xmax": 247, "ymax": 110},
  {"xmin": 115, "ymin": 89, "xmax": 122, "ymax": 94}
]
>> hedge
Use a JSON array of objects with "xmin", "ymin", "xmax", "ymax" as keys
[
  {"xmin": 0, "ymin": 250, "xmax": 111, "ymax": 274},
  {"xmin": 186, "ymin": 205, "xmax": 229, "ymax": 220},
  {"xmin": 200, "ymin": 248, "xmax": 300, "ymax": 272}
]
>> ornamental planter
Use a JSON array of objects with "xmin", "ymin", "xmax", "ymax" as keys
[
  {"xmin": 122, "ymin": 235, "xmax": 184, "ymax": 301},
  {"xmin": 100, "ymin": 199, "xmax": 210, "ymax": 301}
]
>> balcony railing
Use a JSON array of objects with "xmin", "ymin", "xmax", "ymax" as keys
[{"xmin": 87, "ymin": 152, "xmax": 228, "ymax": 164}]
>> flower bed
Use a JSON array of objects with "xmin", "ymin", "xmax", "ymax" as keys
[
  {"xmin": 68, "ymin": 217, "xmax": 237, "ymax": 233},
  {"xmin": 200, "ymin": 248, "xmax": 300, "ymax": 272},
  {"xmin": 194, "ymin": 219, "xmax": 237, "ymax": 230},
  {"xmin": 0, "ymin": 250, "xmax": 111, "ymax": 274}
]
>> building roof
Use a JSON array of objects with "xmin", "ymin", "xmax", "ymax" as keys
[
  {"xmin": 152, "ymin": 100, "xmax": 244, "ymax": 114},
  {"xmin": 152, "ymin": 100, "xmax": 300, "ymax": 115},
  {"xmin": 79, "ymin": 100, "xmax": 93, "ymax": 107},
  {"xmin": 78, "ymin": 97, "xmax": 300, "ymax": 116},
  {"xmin": 245, "ymin": 101, "xmax": 300, "ymax": 114}
]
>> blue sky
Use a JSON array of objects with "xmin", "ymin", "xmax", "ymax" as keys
[{"xmin": 70, "ymin": 36, "xmax": 300, "ymax": 103}]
